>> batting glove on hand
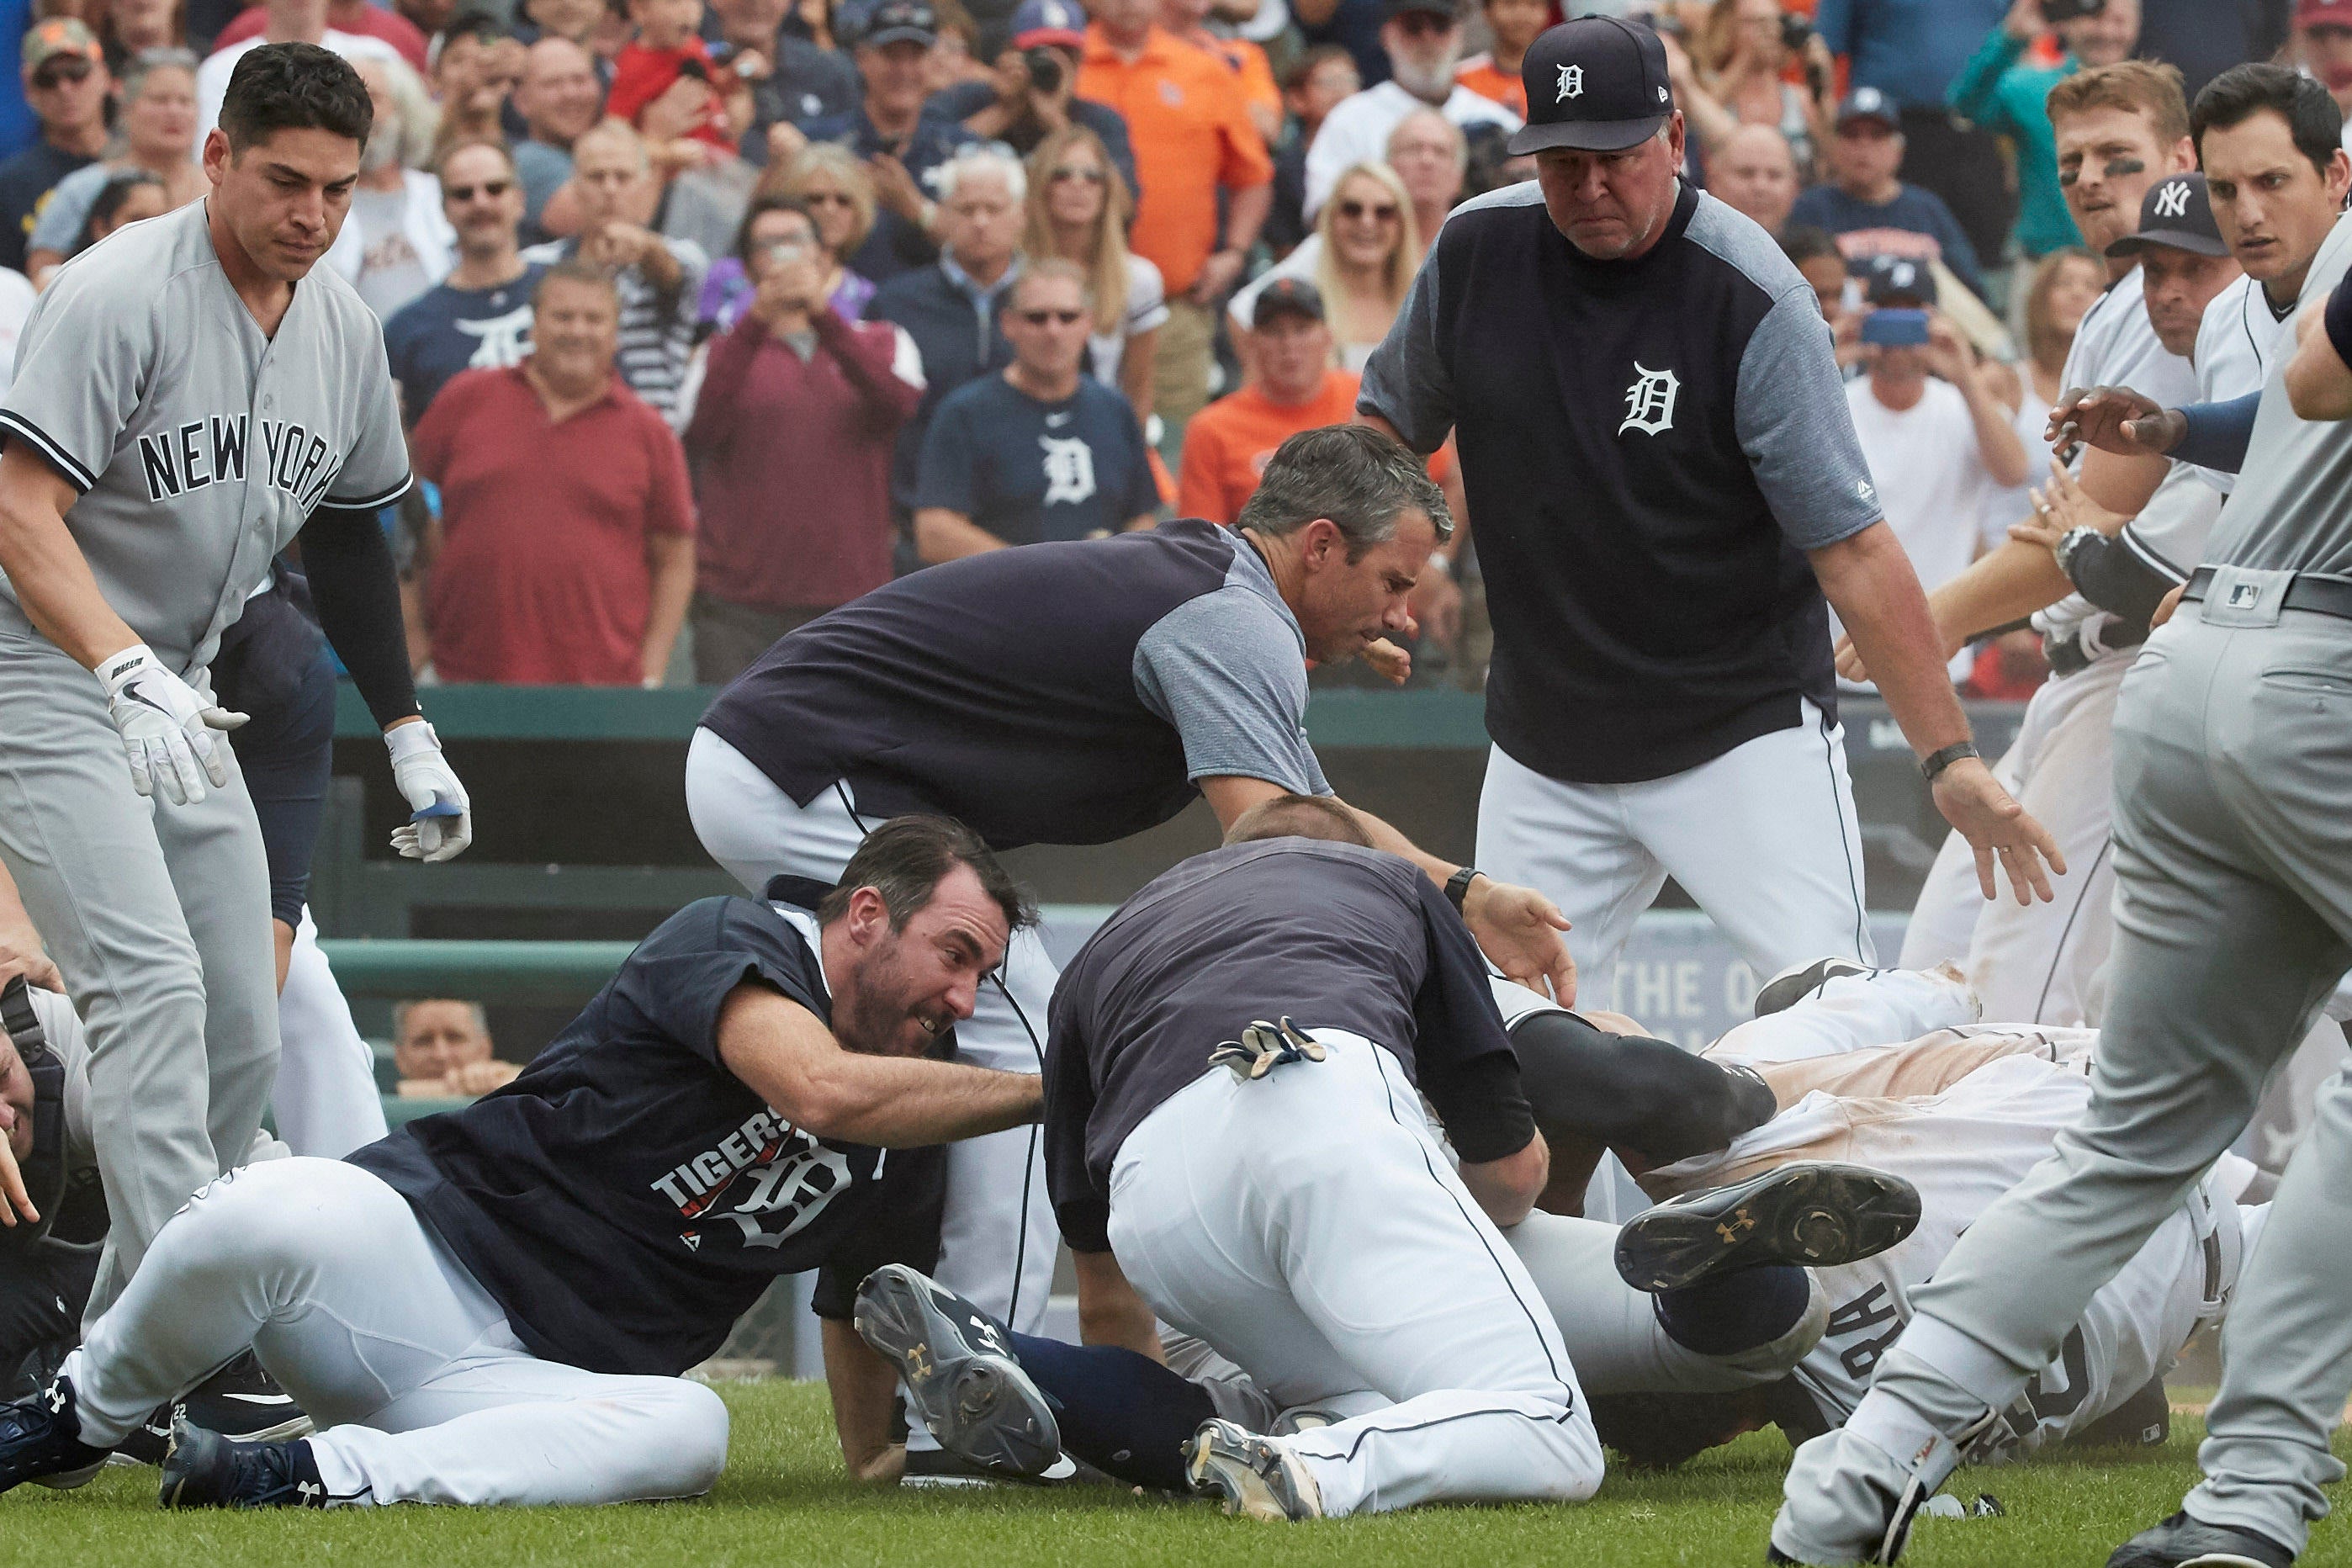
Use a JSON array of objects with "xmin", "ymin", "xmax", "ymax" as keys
[
  {"xmin": 386, "ymin": 720, "xmax": 473, "ymax": 862},
  {"xmin": 97, "ymin": 644, "xmax": 247, "ymax": 807}
]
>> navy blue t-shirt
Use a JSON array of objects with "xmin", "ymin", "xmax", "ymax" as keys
[
  {"xmin": 382, "ymin": 265, "xmax": 547, "ymax": 423},
  {"xmin": 915, "ymin": 373, "xmax": 1158, "ymax": 546},
  {"xmin": 347, "ymin": 890, "xmax": 943, "ymax": 1377},
  {"xmin": 0, "ymin": 140, "xmax": 91, "ymax": 273},
  {"xmin": 1786, "ymin": 182, "xmax": 1984, "ymax": 297}
]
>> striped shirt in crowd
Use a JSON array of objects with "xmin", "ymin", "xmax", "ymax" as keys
[{"xmin": 521, "ymin": 233, "xmax": 709, "ymax": 430}]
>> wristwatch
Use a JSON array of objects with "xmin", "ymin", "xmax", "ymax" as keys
[
  {"xmin": 1920, "ymin": 741, "xmax": 1981, "ymax": 785},
  {"xmin": 2053, "ymin": 525, "xmax": 2098, "ymax": 580},
  {"xmin": 1445, "ymin": 866, "xmax": 1485, "ymax": 912}
]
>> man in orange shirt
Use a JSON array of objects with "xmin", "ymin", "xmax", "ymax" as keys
[{"xmin": 1078, "ymin": 0, "xmax": 1273, "ymax": 434}]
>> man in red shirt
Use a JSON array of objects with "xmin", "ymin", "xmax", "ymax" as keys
[{"xmin": 410, "ymin": 262, "xmax": 698, "ymax": 686}]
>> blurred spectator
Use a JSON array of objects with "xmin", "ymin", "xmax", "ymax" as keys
[
  {"xmin": 1708, "ymin": 121, "xmax": 1798, "ymax": 237},
  {"xmin": 1671, "ymin": 0, "xmax": 1835, "ymax": 172},
  {"xmin": 517, "ymin": 0, "xmax": 609, "ymax": 49},
  {"xmin": 2296, "ymin": 0, "xmax": 2352, "ymax": 140},
  {"xmin": 1301, "ymin": 0, "xmax": 1516, "ymax": 221},
  {"xmin": 705, "ymin": 0, "xmax": 801, "ymax": 149},
  {"xmin": 1383, "ymin": 103, "xmax": 1462, "ymax": 254},
  {"xmin": 913, "ymin": 257, "xmax": 1157, "ymax": 556},
  {"xmin": 429, "ymin": 11, "xmax": 527, "ymax": 160},
  {"xmin": 1265, "ymin": 43, "xmax": 1356, "ymax": 255},
  {"xmin": 608, "ymin": 0, "xmax": 746, "ymax": 155},
  {"xmin": 384, "ymin": 141, "xmax": 548, "ymax": 422},
  {"xmin": 684, "ymin": 196, "xmax": 922, "ymax": 679},
  {"xmin": 1783, "ymin": 222, "xmax": 1856, "ymax": 343},
  {"xmin": 701, "ymin": 140, "xmax": 882, "ymax": 321},
  {"xmin": 391, "ymin": 1000, "xmax": 520, "ymax": 1099},
  {"xmin": 797, "ymin": 0, "xmax": 978, "ymax": 283},
  {"xmin": 1453, "ymin": 0, "xmax": 1542, "ymax": 117},
  {"xmin": 1840, "ymin": 259, "xmax": 2027, "ymax": 681},
  {"xmin": 870, "ymin": 143, "xmax": 1020, "ymax": 504},
  {"xmin": 635, "ymin": 70, "xmax": 761, "ymax": 262},
  {"xmin": 1077, "ymin": 0, "xmax": 1272, "ymax": 432},
  {"xmin": 1023, "ymin": 121, "xmax": 1160, "ymax": 423},
  {"xmin": 925, "ymin": 0, "xmax": 996, "ymax": 93},
  {"xmin": 22, "ymin": 45, "xmax": 199, "ymax": 286},
  {"xmin": 2139, "ymin": 0, "xmax": 2290, "ymax": 105},
  {"xmin": 930, "ymin": 0, "xmax": 1138, "ymax": 196},
  {"xmin": 1292, "ymin": 0, "xmax": 1387, "ymax": 93},
  {"xmin": 346, "ymin": 57, "xmax": 453, "ymax": 320},
  {"xmin": 197, "ymin": 0, "xmax": 403, "ymax": 149},
  {"xmin": 72, "ymin": 167, "xmax": 168, "ymax": 243},
  {"xmin": 1230, "ymin": 158, "xmax": 1414, "ymax": 370},
  {"xmin": 213, "ymin": 0, "xmax": 431, "ymax": 71},
  {"xmin": 1949, "ymin": 0, "xmax": 2137, "ymax": 290},
  {"xmin": 1977, "ymin": 243, "xmax": 2101, "ymax": 540},
  {"xmin": 410, "ymin": 262, "xmax": 698, "ymax": 685},
  {"xmin": 513, "ymin": 37, "xmax": 606, "ymax": 243},
  {"xmin": 1159, "ymin": 0, "xmax": 1279, "ymax": 145},
  {"xmin": 1179, "ymin": 276, "xmax": 1355, "ymax": 523},
  {"xmin": 1789, "ymin": 87, "xmax": 1985, "ymax": 299},
  {"xmin": 1812, "ymin": 0, "xmax": 2015, "ymax": 274},
  {"xmin": 95, "ymin": 0, "xmax": 190, "ymax": 70},
  {"xmin": 523, "ymin": 119, "xmax": 709, "ymax": 426},
  {"xmin": 0, "ymin": 20, "xmax": 109, "ymax": 273},
  {"xmin": 756, "ymin": 0, "xmax": 860, "ymax": 128}
]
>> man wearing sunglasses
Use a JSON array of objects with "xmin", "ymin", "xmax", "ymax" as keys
[
  {"xmin": 383, "ymin": 140, "xmax": 547, "ymax": 423},
  {"xmin": 0, "ymin": 20, "xmax": 111, "ymax": 275},
  {"xmin": 913, "ymin": 258, "xmax": 1158, "ymax": 560}
]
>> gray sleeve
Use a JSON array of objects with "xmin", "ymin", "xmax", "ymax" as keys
[
  {"xmin": 326, "ymin": 321, "xmax": 413, "ymax": 508},
  {"xmin": 1356, "ymin": 241, "xmax": 1453, "ymax": 456},
  {"xmin": 0, "ymin": 260, "xmax": 156, "ymax": 490},
  {"xmin": 28, "ymin": 165, "xmax": 101, "ymax": 256},
  {"xmin": 1131, "ymin": 589, "xmax": 1331, "ymax": 795},
  {"xmin": 1734, "ymin": 285, "xmax": 1885, "ymax": 552}
]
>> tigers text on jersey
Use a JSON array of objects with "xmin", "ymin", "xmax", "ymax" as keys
[{"xmin": 0, "ymin": 200, "xmax": 409, "ymax": 670}]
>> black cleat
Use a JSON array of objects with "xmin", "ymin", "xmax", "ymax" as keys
[
  {"xmin": 852, "ymin": 1264, "xmax": 1062, "ymax": 1480},
  {"xmin": 1754, "ymin": 958, "xmax": 1874, "ymax": 1018},
  {"xmin": 2107, "ymin": 1513, "xmax": 2295, "ymax": 1568},
  {"xmin": 0, "ymin": 1377, "xmax": 111, "ymax": 1495},
  {"xmin": 1616, "ymin": 1161, "xmax": 1922, "ymax": 1293},
  {"xmin": 180, "ymin": 1352, "xmax": 310, "ymax": 1444},
  {"xmin": 157, "ymin": 1417, "xmax": 329, "ymax": 1509}
]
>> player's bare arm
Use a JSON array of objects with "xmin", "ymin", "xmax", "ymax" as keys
[
  {"xmin": 0, "ymin": 448, "xmax": 140, "ymax": 670},
  {"xmin": 1811, "ymin": 523, "xmax": 2064, "ymax": 906},
  {"xmin": 1457, "ymin": 1127, "xmax": 1549, "ymax": 1229},
  {"xmin": 1197, "ymin": 773, "xmax": 1577, "ymax": 1004},
  {"xmin": 822, "ymin": 1317, "xmax": 908, "ymax": 1483},
  {"xmin": 1072, "ymin": 1248, "xmax": 1165, "ymax": 1359},
  {"xmin": 715, "ymin": 984, "xmax": 1043, "ymax": 1145}
]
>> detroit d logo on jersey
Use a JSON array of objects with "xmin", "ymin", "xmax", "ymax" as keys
[
  {"xmin": 651, "ymin": 1106, "xmax": 851, "ymax": 1250},
  {"xmin": 1618, "ymin": 362, "xmax": 1680, "ymax": 437}
]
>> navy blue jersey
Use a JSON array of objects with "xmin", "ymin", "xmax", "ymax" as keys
[
  {"xmin": 347, "ymin": 889, "xmax": 941, "ymax": 1376},
  {"xmin": 915, "ymin": 374, "xmax": 1158, "ymax": 546},
  {"xmin": 382, "ymin": 266, "xmax": 546, "ymax": 421}
]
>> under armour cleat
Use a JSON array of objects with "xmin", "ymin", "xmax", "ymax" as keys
[
  {"xmin": 853, "ymin": 1264, "xmax": 1062, "ymax": 1480},
  {"xmin": 157, "ymin": 1417, "xmax": 329, "ymax": 1509},
  {"xmin": 1185, "ymin": 1418, "xmax": 1322, "ymax": 1521},
  {"xmin": 1616, "ymin": 1161, "xmax": 1921, "ymax": 1293},
  {"xmin": 0, "ymin": 1376, "xmax": 110, "ymax": 1495}
]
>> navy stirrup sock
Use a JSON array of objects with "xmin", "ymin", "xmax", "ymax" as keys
[
  {"xmin": 1007, "ymin": 1330, "xmax": 1216, "ymax": 1491},
  {"xmin": 1652, "ymin": 1263, "xmax": 1812, "ymax": 1355}
]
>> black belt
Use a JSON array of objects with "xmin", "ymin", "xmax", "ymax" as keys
[
  {"xmin": 2043, "ymin": 619, "xmax": 2146, "ymax": 679},
  {"xmin": 2183, "ymin": 567, "xmax": 2352, "ymax": 621}
]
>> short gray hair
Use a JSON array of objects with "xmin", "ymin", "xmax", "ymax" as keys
[
  {"xmin": 1235, "ymin": 424, "xmax": 1453, "ymax": 551},
  {"xmin": 392, "ymin": 999, "xmax": 489, "ymax": 1040},
  {"xmin": 936, "ymin": 146, "xmax": 1025, "ymax": 206},
  {"xmin": 119, "ymin": 46, "xmax": 199, "ymax": 103}
]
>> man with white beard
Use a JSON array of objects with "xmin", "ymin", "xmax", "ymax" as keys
[{"xmin": 1301, "ymin": 0, "xmax": 1519, "ymax": 220}]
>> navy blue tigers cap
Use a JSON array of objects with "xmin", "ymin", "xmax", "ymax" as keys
[{"xmin": 1508, "ymin": 15, "xmax": 1676, "ymax": 156}]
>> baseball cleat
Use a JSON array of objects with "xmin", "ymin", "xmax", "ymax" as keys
[
  {"xmin": 157, "ymin": 1417, "xmax": 329, "ymax": 1509},
  {"xmin": 0, "ymin": 1377, "xmax": 110, "ymax": 1496},
  {"xmin": 1753, "ymin": 957, "xmax": 1875, "ymax": 1018},
  {"xmin": 1184, "ymin": 1418, "xmax": 1322, "ymax": 1521},
  {"xmin": 181, "ymin": 1352, "xmax": 311, "ymax": 1444},
  {"xmin": 1615, "ymin": 1161, "xmax": 1921, "ymax": 1293},
  {"xmin": 853, "ymin": 1264, "xmax": 1062, "ymax": 1480},
  {"xmin": 2106, "ymin": 1513, "xmax": 2296, "ymax": 1568}
]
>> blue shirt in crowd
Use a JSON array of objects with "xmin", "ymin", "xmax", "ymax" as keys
[
  {"xmin": 1812, "ymin": 0, "xmax": 2008, "ymax": 111},
  {"xmin": 383, "ymin": 263, "xmax": 548, "ymax": 423},
  {"xmin": 916, "ymin": 373, "xmax": 1158, "ymax": 546},
  {"xmin": 1787, "ymin": 181, "xmax": 1984, "ymax": 299}
]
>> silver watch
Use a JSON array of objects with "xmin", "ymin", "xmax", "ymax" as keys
[{"xmin": 2053, "ymin": 526, "xmax": 2098, "ymax": 578}]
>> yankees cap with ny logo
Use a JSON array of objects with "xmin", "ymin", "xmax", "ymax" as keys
[{"xmin": 1507, "ymin": 14, "xmax": 1675, "ymax": 156}]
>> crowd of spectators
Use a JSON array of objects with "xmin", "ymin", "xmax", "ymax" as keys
[{"xmin": 0, "ymin": 0, "xmax": 2322, "ymax": 693}]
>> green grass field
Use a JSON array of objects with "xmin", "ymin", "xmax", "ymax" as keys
[{"xmin": 2, "ymin": 1380, "xmax": 2344, "ymax": 1568}]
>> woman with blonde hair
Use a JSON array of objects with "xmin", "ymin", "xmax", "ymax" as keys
[
  {"xmin": 1021, "ymin": 122, "xmax": 1163, "ymax": 426},
  {"xmin": 699, "ymin": 141, "xmax": 881, "ymax": 329},
  {"xmin": 1230, "ymin": 159, "xmax": 1418, "ymax": 373}
]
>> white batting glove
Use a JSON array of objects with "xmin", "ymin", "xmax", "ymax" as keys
[
  {"xmin": 96, "ymin": 644, "xmax": 248, "ymax": 807},
  {"xmin": 386, "ymin": 720, "xmax": 473, "ymax": 862}
]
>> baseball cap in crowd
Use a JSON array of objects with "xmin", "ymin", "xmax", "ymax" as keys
[
  {"xmin": 1862, "ymin": 254, "xmax": 1937, "ymax": 307},
  {"xmin": 1009, "ymin": 0, "xmax": 1086, "ymax": 50},
  {"xmin": 2105, "ymin": 172, "xmax": 2228, "ymax": 259},
  {"xmin": 1382, "ymin": 0, "xmax": 1459, "ymax": 21},
  {"xmin": 861, "ymin": 0, "xmax": 939, "ymax": 49},
  {"xmin": 1507, "ymin": 15, "xmax": 1675, "ymax": 156},
  {"xmin": 2300, "ymin": 0, "xmax": 2352, "ymax": 28},
  {"xmin": 21, "ymin": 18, "xmax": 102, "ymax": 77},
  {"xmin": 1835, "ymin": 86, "xmax": 1899, "ymax": 131},
  {"xmin": 1252, "ymin": 276, "xmax": 1327, "ymax": 328}
]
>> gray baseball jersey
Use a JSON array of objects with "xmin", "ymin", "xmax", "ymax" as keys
[{"xmin": 0, "ymin": 199, "xmax": 411, "ymax": 670}]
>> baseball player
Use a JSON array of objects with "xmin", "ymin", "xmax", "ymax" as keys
[
  {"xmin": 0, "ymin": 41, "xmax": 469, "ymax": 1327},
  {"xmin": 1358, "ymin": 16, "xmax": 2061, "ymax": 1001},
  {"xmin": 1893, "ymin": 64, "xmax": 2345, "ymax": 1029},
  {"xmin": 690, "ymin": 423, "xmax": 1576, "ymax": 1457},
  {"xmin": 1770, "ymin": 120, "xmax": 2352, "ymax": 1568},
  {"xmin": 0, "ymin": 819, "xmax": 1047, "ymax": 1507}
]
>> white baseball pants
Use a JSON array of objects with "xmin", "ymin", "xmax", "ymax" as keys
[
  {"xmin": 64, "ymin": 1157, "xmax": 729, "ymax": 1507},
  {"xmin": 1106, "ymin": 1030, "xmax": 1601, "ymax": 1517},
  {"xmin": 271, "ymin": 908, "xmax": 389, "ymax": 1159},
  {"xmin": 682, "ymin": 728, "xmax": 1057, "ymax": 1334},
  {"xmin": 1475, "ymin": 702, "xmax": 1873, "ymax": 996}
]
